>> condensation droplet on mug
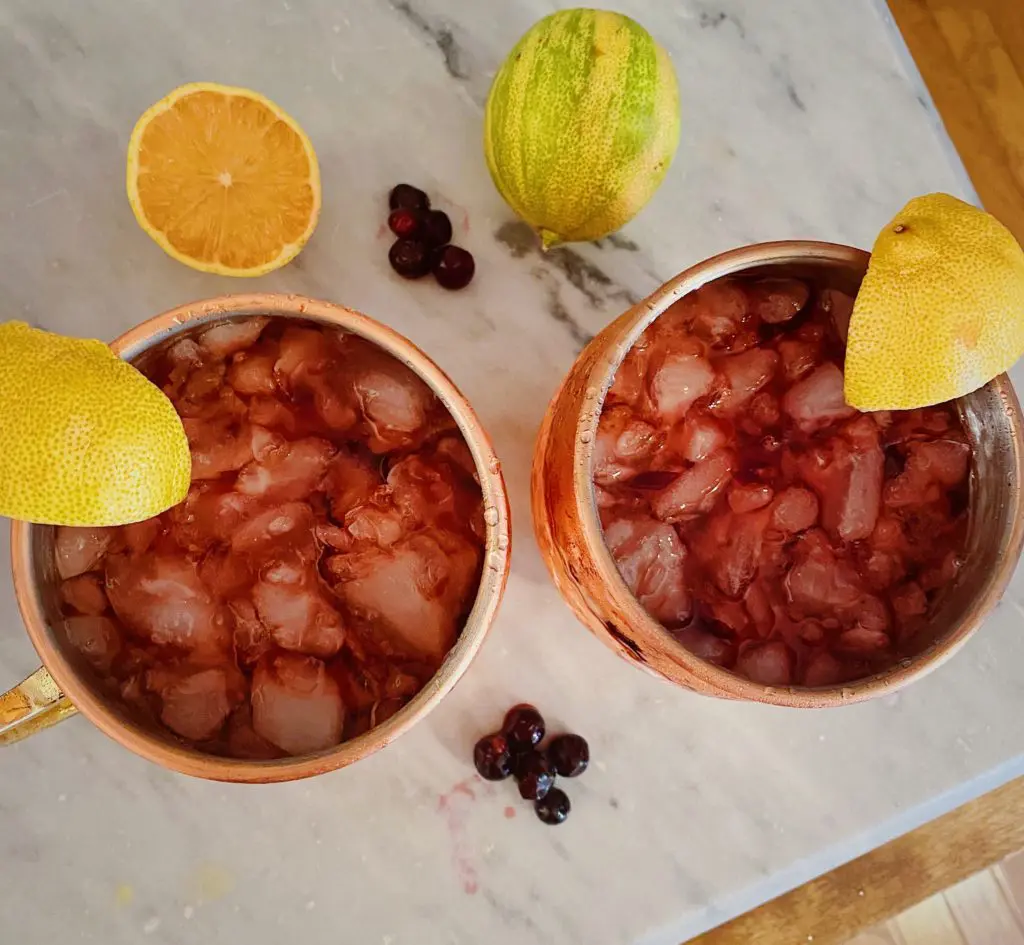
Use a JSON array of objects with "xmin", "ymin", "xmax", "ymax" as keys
[
  {"xmin": 483, "ymin": 506, "xmax": 500, "ymax": 527},
  {"xmin": 579, "ymin": 430, "xmax": 594, "ymax": 445}
]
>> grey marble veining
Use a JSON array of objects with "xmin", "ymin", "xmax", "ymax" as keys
[{"xmin": 0, "ymin": 1, "xmax": 1020, "ymax": 943}]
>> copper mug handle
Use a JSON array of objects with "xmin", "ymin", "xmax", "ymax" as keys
[{"xmin": 0, "ymin": 666, "xmax": 77, "ymax": 745}]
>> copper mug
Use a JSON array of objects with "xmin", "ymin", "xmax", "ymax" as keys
[
  {"xmin": 532, "ymin": 241, "xmax": 1024, "ymax": 707},
  {"xmin": 0, "ymin": 293, "xmax": 511, "ymax": 781}
]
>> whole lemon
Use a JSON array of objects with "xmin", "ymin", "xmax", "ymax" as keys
[{"xmin": 484, "ymin": 9, "xmax": 680, "ymax": 248}]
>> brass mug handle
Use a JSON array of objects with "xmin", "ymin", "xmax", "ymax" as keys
[{"xmin": 0, "ymin": 666, "xmax": 77, "ymax": 745}]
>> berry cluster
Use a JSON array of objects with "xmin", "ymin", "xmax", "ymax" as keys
[
  {"xmin": 386, "ymin": 184, "xmax": 475, "ymax": 290},
  {"xmin": 473, "ymin": 704, "xmax": 589, "ymax": 826}
]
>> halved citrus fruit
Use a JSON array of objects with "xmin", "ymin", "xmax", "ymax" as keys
[
  {"xmin": 845, "ymin": 193, "xmax": 1024, "ymax": 411},
  {"xmin": 126, "ymin": 83, "xmax": 321, "ymax": 277}
]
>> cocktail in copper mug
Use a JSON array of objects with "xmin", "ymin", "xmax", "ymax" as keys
[
  {"xmin": 0, "ymin": 293, "xmax": 511, "ymax": 781},
  {"xmin": 532, "ymin": 241, "xmax": 1024, "ymax": 706}
]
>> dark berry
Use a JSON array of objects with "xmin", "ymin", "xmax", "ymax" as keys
[
  {"xmin": 432, "ymin": 245, "xmax": 475, "ymax": 290},
  {"xmin": 535, "ymin": 787, "xmax": 571, "ymax": 825},
  {"xmin": 388, "ymin": 208, "xmax": 424, "ymax": 239},
  {"xmin": 388, "ymin": 239, "xmax": 432, "ymax": 279},
  {"xmin": 388, "ymin": 183, "xmax": 430, "ymax": 212},
  {"xmin": 547, "ymin": 734, "xmax": 590, "ymax": 777},
  {"xmin": 473, "ymin": 732, "xmax": 512, "ymax": 781},
  {"xmin": 515, "ymin": 751, "xmax": 555, "ymax": 801},
  {"xmin": 509, "ymin": 748, "xmax": 534, "ymax": 780},
  {"xmin": 421, "ymin": 209, "xmax": 453, "ymax": 247},
  {"xmin": 502, "ymin": 704, "xmax": 545, "ymax": 750}
]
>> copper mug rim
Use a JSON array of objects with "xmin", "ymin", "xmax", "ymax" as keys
[
  {"xmin": 551, "ymin": 240, "xmax": 1024, "ymax": 706},
  {"xmin": 7, "ymin": 292, "xmax": 511, "ymax": 781}
]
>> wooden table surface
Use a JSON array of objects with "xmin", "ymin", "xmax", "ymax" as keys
[{"xmin": 887, "ymin": 0, "xmax": 1024, "ymax": 242}]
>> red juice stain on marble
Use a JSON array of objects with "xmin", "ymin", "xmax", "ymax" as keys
[{"xmin": 438, "ymin": 777, "xmax": 487, "ymax": 895}]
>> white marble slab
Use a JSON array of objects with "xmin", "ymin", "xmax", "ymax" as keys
[{"xmin": 1, "ymin": 1, "xmax": 1020, "ymax": 943}]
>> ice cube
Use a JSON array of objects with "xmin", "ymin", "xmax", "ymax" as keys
[
  {"xmin": 674, "ymin": 625, "xmax": 736, "ymax": 666},
  {"xmin": 672, "ymin": 414, "xmax": 728, "ymax": 463},
  {"xmin": 680, "ymin": 280, "xmax": 749, "ymax": 347},
  {"xmin": 178, "ymin": 360, "xmax": 226, "ymax": 409},
  {"xmin": 782, "ymin": 363, "xmax": 857, "ymax": 431},
  {"xmin": 777, "ymin": 337, "xmax": 822, "ymax": 383},
  {"xmin": 836, "ymin": 627, "xmax": 891, "ymax": 655},
  {"xmin": 744, "ymin": 580, "xmax": 775, "ymax": 637},
  {"xmin": 248, "ymin": 394, "xmax": 300, "ymax": 434},
  {"xmin": 168, "ymin": 484, "xmax": 260, "ymax": 554},
  {"xmin": 230, "ymin": 502, "xmax": 317, "ymax": 561},
  {"xmin": 890, "ymin": 581, "xmax": 928, "ymax": 624},
  {"xmin": 747, "ymin": 391, "xmax": 781, "ymax": 429},
  {"xmin": 884, "ymin": 439, "xmax": 970, "ymax": 508},
  {"xmin": 710, "ymin": 349, "xmax": 779, "ymax": 415},
  {"xmin": 603, "ymin": 515, "xmax": 691, "ymax": 626},
  {"xmin": 251, "ymin": 653, "xmax": 345, "ymax": 756},
  {"xmin": 795, "ymin": 417, "xmax": 883, "ymax": 542},
  {"xmin": 593, "ymin": 406, "xmax": 659, "ymax": 485},
  {"xmin": 64, "ymin": 615, "xmax": 122, "ymax": 672},
  {"xmin": 344, "ymin": 340, "xmax": 439, "ymax": 452},
  {"xmin": 748, "ymin": 278, "xmax": 809, "ymax": 324},
  {"xmin": 60, "ymin": 574, "xmax": 109, "ymax": 616},
  {"xmin": 322, "ymin": 449, "xmax": 383, "ymax": 520},
  {"xmin": 236, "ymin": 437, "xmax": 335, "ymax": 502},
  {"xmin": 430, "ymin": 435, "xmax": 479, "ymax": 482},
  {"xmin": 198, "ymin": 317, "xmax": 269, "ymax": 358},
  {"xmin": 693, "ymin": 509, "xmax": 770, "ymax": 599},
  {"xmin": 704, "ymin": 598, "xmax": 751, "ymax": 634},
  {"xmin": 736, "ymin": 640, "xmax": 793, "ymax": 685},
  {"xmin": 309, "ymin": 375, "xmax": 359, "ymax": 434},
  {"xmin": 55, "ymin": 526, "xmax": 112, "ymax": 579},
  {"xmin": 224, "ymin": 704, "xmax": 284, "ymax": 760},
  {"xmin": 728, "ymin": 482, "xmax": 774, "ymax": 514},
  {"xmin": 386, "ymin": 452, "xmax": 484, "ymax": 537},
  {"xmin": 784, "ymin": 530, "xmax": 865, "ymax": 616},
  {"xmin": 199, "ymin": 548, "xmax": 253, "ymax": 600},
  {"xmin": 274, "ymin": 326, "xmax": 337, "ymax": 386},
  {"xmin": 345, "ymin": 507, "xmax": 405, "ymax": 547},
  {"xmin": 330, "ymin": 531, "xmax": 480, "ymax": 663},
  {"xmin": 183, "ymin": 416, "xmax": 254, "ymax": 480},
  {"xmin": 149, "ymin": 665, "xmax": 246, "ymax": 741},
  {"xmin": 802, "ymin": 650, "xmax": 844, "ymax": 687},
  {"xmin": 832, "ymin": 418, "xmax": 884, "ymax": 541},
  {"xmin": 770, "ymin": 487, "xmax": 819, "ymax": 535},
  {"xmin": 106, "ymin": 554, "xmax": 230, "ymax": 655},
  {"xmin": 858, "ymin": 540, "xmax": 907, "ymax": 592},
  {"xmin": 228, "ymin": 350, "xmax": 278, "ymax": 396},
  {"xmin": 252, "ymin": 557, "xmax": 346, "ymax": 659},
  {"xmin": 647, "ymin": 350, "xmax": 715, "ymax": 424},
  {"xmin": 121, "ymin": 517, "xmax": 162, "ymax": 556},
  {"xmin": 228, "ymin": 598, "xmax": 273, "ymax": 667},
  {"xmin": 652, "ymin": 450, "xmax": 735, "ymax": 523}
]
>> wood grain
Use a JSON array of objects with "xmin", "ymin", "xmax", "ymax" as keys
[
  {"xmin": 891, "ymin": 895, "xmax": 967, "ymax": 945},
  {"xmin": 686, "ymin": 777, "xmax": 1024, "ymax": 945},
  {"xmin": 943, "ymin": 869, "xmax": 1024, "ymax": 944},
  {"xmin": 886, "ymin": 0, "xmax": 1024, "ymax": 243}
]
